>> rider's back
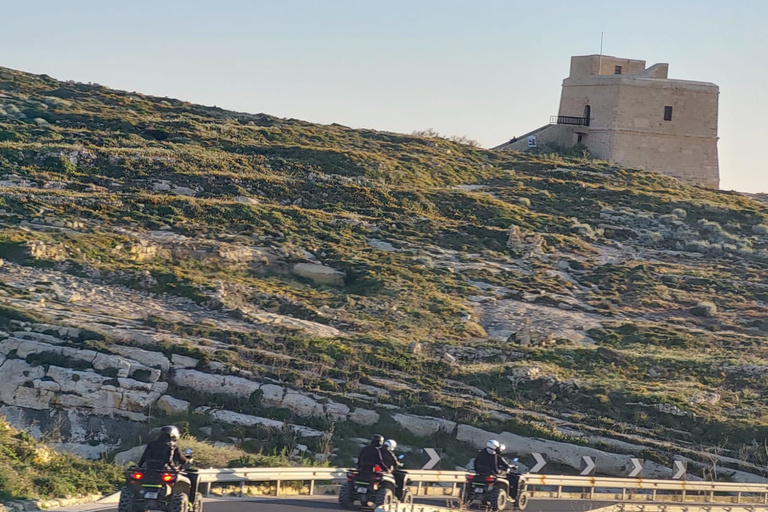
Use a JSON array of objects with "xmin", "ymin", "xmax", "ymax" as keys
[
  {"xmin": 474, "ymin": 449, "xmax": 499, "ymax": 475},
  {"xmin": 142, "ymin": 439, "xmax": 175, "ymax": 470}
]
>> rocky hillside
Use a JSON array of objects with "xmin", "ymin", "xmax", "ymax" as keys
[
  {"xmin": 2, "ymin": 65, "xmax": 768, "ymax": 482},
  {"xmin": 0, "ymin": 418, "xmax": 120, "ymax": 501}
]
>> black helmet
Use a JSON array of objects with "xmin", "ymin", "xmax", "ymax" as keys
[
  {"xmin": 160, "ymin": 425, "xmax": 181, "ymax": 442},
  {"xmin": 371, "ymin": 434, "xmax": 384, "ymax": 447}
]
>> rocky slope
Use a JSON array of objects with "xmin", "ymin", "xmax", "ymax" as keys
[{"xmin": 1, "ymin": 65, "xmax": 768, "ymax": 481}]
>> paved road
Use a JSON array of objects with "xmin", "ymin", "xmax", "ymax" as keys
[{"xmin": 83, "ymin": 496, "xmax": 609, "ymax": 512}]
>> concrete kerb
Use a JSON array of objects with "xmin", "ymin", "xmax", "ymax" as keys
[{"xmin": 375, "ymin": 505, "xmax": 456, "ymax": 512}]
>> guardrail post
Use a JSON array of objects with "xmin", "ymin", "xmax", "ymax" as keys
[
  {"xmin": 239, "ymin": 481, "xmax": 244, "ymax": 497},
  {"xmin": 275, "ymin": 480, "xmax": 281, "ymax": 496},
  {"xmin": 417, "ymin": 481, "xmax": 422, "ymax": 496},
  {"xmin": 737, "ymin": 492, "xmax": 742, "ymax": 504},
  {"xmin": 451, "ymin": 482, "xmax": 456, "ymax": 496},
  {"xmin": 204, "ymin": 482, "xmax": 211, "ymax": 498},
  {"xmin": 309, "ymin": 479, "xmax": 315, "ymax": 496}
]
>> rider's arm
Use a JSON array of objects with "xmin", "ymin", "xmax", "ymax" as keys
[
  {"xmin": 138, "ymin": 444, "xmax": 150, "ymax": 467},
  {"xmin": 173, "ymin": 446, "xmax": 190, "ymax": 465}
]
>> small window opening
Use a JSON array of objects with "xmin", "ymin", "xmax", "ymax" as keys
[
  {"xmin": 664, "ymin": 106, "xmax": 673, "ymax": 121},
  {"xmin": 577, "ymin": 134, "xmax": 583, "ymax": 143},
  {"xmin": 614, "ymin": 65, "xmax": 622, "ymax": 75}
]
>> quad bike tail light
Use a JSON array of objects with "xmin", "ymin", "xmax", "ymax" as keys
[
  {"xmin": 486, "ymin": 476, "xmax": 496, "ymax": 482},
  {"xmin": 161, "ymin": 474, "xmax": 176, "ymax": 483},
  {"xmin": 373, "ymin": 465, "xmax": 381, "ymax": 473},
  {"xmin": 131, "ymin": 472, "xmax": 144, "ymax": 481}
]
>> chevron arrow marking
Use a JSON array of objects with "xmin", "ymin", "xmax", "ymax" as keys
[
  {"xmin": 422, "ymin": 448, "xmax": 440, "ymax": 470},
  {"xmin": 673, "ymin": 460, "xmax": 686, "ymax": 480},
  {"xmin": 629, "ymin": 458, "xmax": 643, "ymax": 478},
  {"xmin": 531, "ymin": 453, "xmax": 547, "ymax": 473},
  {"xmin": 580, "ymin": 456, "xmax": 596, "ymax": 476}
]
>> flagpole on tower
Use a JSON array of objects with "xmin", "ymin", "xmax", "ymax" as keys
[{"xmin": 598, "ymin": 32, "xmax": 604, "ymax": 75}]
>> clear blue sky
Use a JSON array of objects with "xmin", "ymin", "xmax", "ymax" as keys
[{"xmin": 2, "ymin": 0, "xmax": 766, "ymax": 192}]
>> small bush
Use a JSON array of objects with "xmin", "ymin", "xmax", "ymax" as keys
[
  {"xmin": 691, "ymin": 301, "xmax": 718, "ymax": 318},
  {"xmin": 671, "ymin": 208, "xmax": 687, "ymax": 219},
  {"xmin": 516, "ymin": 197, "xmax": 532, "ymax": 207},
  {"xmin": 752, "ymin": 224, "xmax": 768, "ymax": 236}
]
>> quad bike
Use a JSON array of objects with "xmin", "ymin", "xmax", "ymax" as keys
[
  {"xmin": 119, "ymin": 450, "xmax": 202, "ymax": 512},
  {"xmin": 339, "ymin": 460, "xmax": 412, "ymax": 509},
  {"xmin": 461, "ymin": 457, "xmax": 522, "ymax": 511}
]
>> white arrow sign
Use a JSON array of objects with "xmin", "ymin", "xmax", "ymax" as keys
[
  {"xmin": 531, "ymin": 453, "xmax": 547, "ymax": 473},
  {"xmin": 580, "ymin": 456, "xmax": 596, "ymax": 476},
  {"xmin": 629, "ymin": 458, "xmax": 643, "ymax": 478},
  {"xmin": 422, "ymin": 448, "xmax": 441, "ymax": 470},
  {"xmin": 672, "ymin": 460, "xmax": 686, "ymax": 480}
]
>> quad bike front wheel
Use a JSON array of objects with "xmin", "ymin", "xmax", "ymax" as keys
[{"xmin": 516, "ymin": 491, "xmax": 529, "ymax": 510}]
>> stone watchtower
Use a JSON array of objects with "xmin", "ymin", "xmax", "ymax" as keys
[{"xmin": 495, "ymin": 55, "xmax": 720, "ymax": 189}]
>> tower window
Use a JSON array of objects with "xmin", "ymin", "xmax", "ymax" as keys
[
  {"xmin": 664, "ymin": 106, "xmax": 673, "ymax": 121},
  {"xmin": 614, "ymin": 65, "xmax": 622, "ymax": 75}
]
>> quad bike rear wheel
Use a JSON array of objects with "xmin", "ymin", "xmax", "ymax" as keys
[
  {"xmin": 170, "ymin": 492, "xmax": 189, "ymax": 512},
  {"xmin": 401, "ymin": 488, "xmax": 413, "ymax": 505},
  {"xmin": 374, "ymin": 487, "xmax": 395, "ymax": 508},
  {"xmin": 489, "ymin": 487, "xmax": 508, "ymax": 511},
  {"xmin": 118, "ymin": 487, "xmax": 135, "ymax": 512},
  {"xmin": 192, "ymin": 492, "xmax": 203, "ymax": 512},
  {"xmin": 338, "ymin": 481, "xmax": 355, "ymax": 509}
]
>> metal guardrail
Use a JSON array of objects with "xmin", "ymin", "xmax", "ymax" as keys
[
  {"xmin": 194, "ymin": 467, "xmax": 468, "ymax": 497},
  {"xmin": 520, "ymin": 474, "xmax": 768, "ymax": 508},
  {"xmin": 192, "ymin": 467, "xmax": 768, "ymax": 508}
]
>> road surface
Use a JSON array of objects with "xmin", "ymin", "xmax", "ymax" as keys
[{"xmin": 75, "ymin": 496, "xmax": 610, "ymax": 512}]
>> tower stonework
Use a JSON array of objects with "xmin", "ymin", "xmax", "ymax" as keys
[{"xmin": 496, "ymin": 55, "xmax": 720, "ymax": 189}]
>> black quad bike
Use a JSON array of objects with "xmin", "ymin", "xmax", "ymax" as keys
[
  {"xmin": 339, "ymin": 461, "xmax": 412, "ymax": 509},
  {"xmin": 119, "ymin": 452, "xmax": 202, "ymax": 512},
  {"xmin": 461, "ymin": 457, "xmax": 522, "ymax": 511}
]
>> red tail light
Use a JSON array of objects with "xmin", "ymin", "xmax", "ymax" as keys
[
  {"xmin": 162, "ymin": 474, "xmax": 175, "ymax": 483},
  {"xmin": 465, "ymin": 475, "xmax": 473, "ymax": 482},
  {"xmin": 373, "ymin": 465, "xmax": 381, "ymax": 472},
  {"xmin": 131, "ymin": 472, "xmax": 143, "ymax": 480},
  {"xmin": 486, "ymin": 476, "xmax": 496, "ymax": 482}
]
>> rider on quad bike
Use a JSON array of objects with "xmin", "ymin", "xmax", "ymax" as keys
[
  {"xmin": 139, "ymin": 426, "xmax": 190, "ymax": 471},
  {"xmin": 357, "ymin": 434, "xmax": 386, "ymax": 471},
  {"xmin": 463, "ymin": 439, "xmax": 521, "ymax": 511},
  {"xmin": 120, "ymin": 426, "xmax": 202, "ymax": 512},
  {"xmin": 339, "ymin": 434, "xmax": 403, "ymax": 509},
  {"xmin": 382, "ymin": 439, "xmax": 412, "ymax": 504}
]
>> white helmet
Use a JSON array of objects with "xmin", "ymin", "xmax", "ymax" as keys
[
  {"xmin": 384, "ymin": 439, "xmax": 397, "ymax": 451},
  {"xmin": 486, "ymin": 439, "xmax": 500, "ymax": 454},
  {"xmin": 498, "ymin": 444, "xmax": 507, "ymax": 454}
]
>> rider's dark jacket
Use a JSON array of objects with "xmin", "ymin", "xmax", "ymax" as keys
[
  {"xmin": 474, "ymin": 449, "xmax": 509, "ymax": 475},
  {"xmin": 357, "ymin": 444, "xmax": 385, "ymax": 471},
  {"xmin": 139, "ymin": 437, "xmax": 189, "ymax": 470}
]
